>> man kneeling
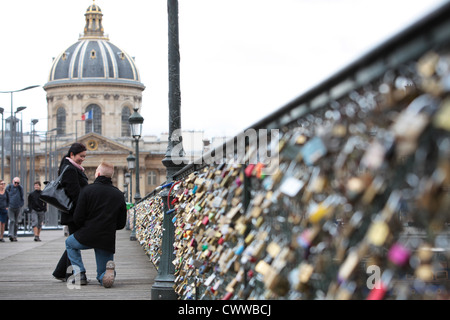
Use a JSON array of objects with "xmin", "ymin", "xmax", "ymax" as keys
[{"xmin": 66, "ymin": 162, "xmax": 127, "ymax": 288}]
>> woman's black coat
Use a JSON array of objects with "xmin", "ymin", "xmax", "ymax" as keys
[{"xmin": 59, "ymin": 158, "xmax": 88, "ymax": 225}]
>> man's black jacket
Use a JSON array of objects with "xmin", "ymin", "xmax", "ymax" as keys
[
  {"xmin": 73, "ymin": 175, "xmax": 127, "ymax": 253},
  {"xmin": 28, "ymin": 190, "xmax": 47, "ymax": 212}
]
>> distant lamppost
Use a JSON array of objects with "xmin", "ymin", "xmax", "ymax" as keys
[
  {"xmin": 126, "ymin": 152, "xmax": 135, "ymax": 202},
  {"xmin": 0, "ymin": 107, "xmax": 4, "ymax": 179},
  {"xmin": 44, "ymin": 128, "xmax": 58, "ymax": 182},
  {"xmin": 123, "ymin": 184, "xmax": 128, "ymax": 202},
  {"xmin": 128, "ymin": 108, "xmax": 143, "ymax": 241},
  {"xmin": 14, "ymin": 106, "xmax": 26, "ymax": 180},
  {"xmin": 30, "ymin": 119, "xmax": 38, "ymax": 193},
  {"xmin": 0, "ymin": 85, "xmax": 39, "ymax": 181},
  {"xmin": 126, "ymin": 152, "xmax": 135, "ymax": 233},
  {"xmin": 125, "ymin": 172, "xmax": 131, "ymax": 203}
]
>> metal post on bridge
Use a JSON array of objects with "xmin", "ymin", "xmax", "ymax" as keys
[{"xmin": 151, "ymin": 0, "xmax": 187, "ymax": 300}]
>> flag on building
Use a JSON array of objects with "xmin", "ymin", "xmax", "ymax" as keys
[{"xmin": 81, "ymin": 110, "xmax": 93, "ymax": 120}]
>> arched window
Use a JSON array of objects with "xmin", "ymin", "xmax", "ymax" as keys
[
  {"xmin": 56, "ymin": 107, "xmax": 66, "ymax": 135},
  {"xmin": 121, "ymin": 106, "xmax": 131, "ymax": 137},
  {"xmin": 147, "ymin": 170, "xmax": 158, "ymax": 186},
  {"xmin": 85, "ymin": 104, "xmax": 102, "ymax": 135}
]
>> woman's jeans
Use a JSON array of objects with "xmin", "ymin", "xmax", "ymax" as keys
[{"xmin": 65, "ymin": 234, "xmax": 114, "ymax": 284}]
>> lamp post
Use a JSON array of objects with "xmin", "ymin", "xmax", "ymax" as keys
[
  {"xmin": 126, "ymin": 151, "xmax": 136, "ymax": 238},
  {"xmin": 0, "ymin": 107, "xmax": 4, "ymax": 179},
  {"xmin": 125, "ymin": 172, "xmax": 134, "ymax": 202},
  {"xmin": 30, "ymin": 119, "xmax": 38, "ymax": 193},
  {"xmin": 44, "ymin": 128, "xmax": 58, "ymax": 182},
  {"xmin": 124, "ymin": 172, "xmax": 131, "ymax": 203},
  {"xmin": 0, "ymin": 85, "xmax": 39, "ymax": 181},
  {"xmin": 13, "ymin": 106, "xmax": 26, "ymax": 180},
  {"xmin": 123, "ymin": 184, "xmax": 128, "ymax": 202},
  {"xmin": 128, "ymin": 108, "xmax": 143, "ymax": 241},
  {"xmin": 152, "ymin": 0, "xmax": 187, "ymax": 300}
]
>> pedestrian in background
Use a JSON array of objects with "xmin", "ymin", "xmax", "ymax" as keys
[
  {"xmin": 28, "ymin": 181, "xmax": 47, "ymax": 242},
  {"xmin": 0, "ymin": 180, "xmax": 9, "ymax": 242},
  {"xmin": 66, "ymin": 162, "xmax": 127, "ymax": 288},
  {"xmin": 52, "ymin": 143, "xmax": 88, "ymax": 281},
  {"xmin": 6, "ymin": 177, "xmax": 24, "ymax": 242}
]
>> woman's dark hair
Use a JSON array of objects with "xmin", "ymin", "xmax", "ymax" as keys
[{"xmin": 58, "ymin": 142, "xmax": 87, "ymax": 174}]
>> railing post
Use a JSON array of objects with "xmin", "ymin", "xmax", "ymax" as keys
[{"xmin": 151, "ymin": 0, "xmax": 186, "ymax": 300}]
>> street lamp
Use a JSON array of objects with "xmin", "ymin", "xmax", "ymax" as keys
[
  {"xmin": 13, "ymin": 106, "xmax": 26, "ymax": 180},
  {"xmin": 30, "ymin": 119, "xmax": 38, "ymax": 193},
  {"xmin": 44, "ymin": 128, "xmax": 58, "ymax": 182},
  {"xmin": 127, "ymin": 150, "xmax": 136, "ymax": 171},
  {"xmin": 129, "ymin": 108, "xmax": 144, "ymax": 142},
  {"xmin": 126, "ymin": 153, "xmax": 134, "ymax": 232},
  {"xmin": 128, "ymin": 108, "xmax": 143, "ymax": 241},
  {"xmin": 125, "ymin": 168, "xmax": 134, "ymax": 202},
  {"xmin": 0, "ymin": 85, "xmax": 39, "ymax": 181},
  {"xmin": 124, "ymin": 173, "xmax": 131, "ymax": 203},
  {"xmin": 123, "ymin": 184, "xmax": 128, "ymax": 202}
]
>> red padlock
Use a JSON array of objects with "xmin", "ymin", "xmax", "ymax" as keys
[
  {"xmin": 245, "ymin": 164, "xmax": 255, "ymax": 177},
  {"xmin": 366, "ymin": 282, "xmax": 388, "ymax": 300}
]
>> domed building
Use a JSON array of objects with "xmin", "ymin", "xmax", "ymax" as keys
[
  {"xmin": 41, "ymin": 2, "xmax": 167, "ymax": 210},
  {"xmin": 44, "ymin": 2, "xmax": 144, "ymax": 142}
]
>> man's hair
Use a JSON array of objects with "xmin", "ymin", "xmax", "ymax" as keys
[{"xmin": 97, "ymin": 162, "xmax": 114, "ymax": 178}]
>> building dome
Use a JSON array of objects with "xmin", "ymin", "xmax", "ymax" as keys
[
  {"xmin": 86, "ymin": 2, "xmax": 102, "ymax": 14},
  {"xmin": 47, "ymin": 40, "xmax": 142, "ymax": 85},
  {"xmin": 43, "ymin": 1, "xmax": 145, "ymax": 143},
  {"xmin": 44, "ymin": 1, "xmax": 144, "ymax": 89}
]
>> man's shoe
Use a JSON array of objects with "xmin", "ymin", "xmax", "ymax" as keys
[{"xmin": 102, "ymin": 261, "xmax": 115, "ymax": 288}]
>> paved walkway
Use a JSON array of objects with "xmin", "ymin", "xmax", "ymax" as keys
[{"xmin": 0, "ymin": 228, "xmax": 158, "ymax": 300}]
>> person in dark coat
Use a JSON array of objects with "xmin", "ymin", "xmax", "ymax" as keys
[
  {"xmin": 52, "ymin": 143, "xmax": 88, "ymax": 281},
  {"xmin": 28, "ymin": 181, "xmax": 47, "ymax": 242},
  {"xmin": 65, "ymin": 161, "xmax": 127, "ymax": 288}
]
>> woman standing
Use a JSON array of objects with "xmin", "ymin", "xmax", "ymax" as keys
[
  {"xmin": 0, "ymin": 180, "xmax": 9, "ymax": 242},
  {"xmin": 52, "ymin": 143, "xmax": 88, "ymax": 281}
]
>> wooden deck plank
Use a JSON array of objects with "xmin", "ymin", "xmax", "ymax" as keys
[{"xmin": 0, "ymin": 228, "xmax": 158, "ymax": 300}]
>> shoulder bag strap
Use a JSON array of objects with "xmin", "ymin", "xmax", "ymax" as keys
[{"xmin": 56, "ymin": 165, "xmax": 70, "ymax": 184}]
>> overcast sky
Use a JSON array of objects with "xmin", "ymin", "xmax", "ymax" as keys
[{"xmin": 0, "ymin": 0, "xmax": 447, "ymax": 139}]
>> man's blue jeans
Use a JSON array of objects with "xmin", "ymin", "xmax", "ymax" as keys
[{"xmin": 65, "ymin": 234, "xmax": 114, "ymax": 284}]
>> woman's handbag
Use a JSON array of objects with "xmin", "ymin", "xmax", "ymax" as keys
[{"xmin": 40, "ymin": 165, "xmax": 73, "ymax": 213}]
